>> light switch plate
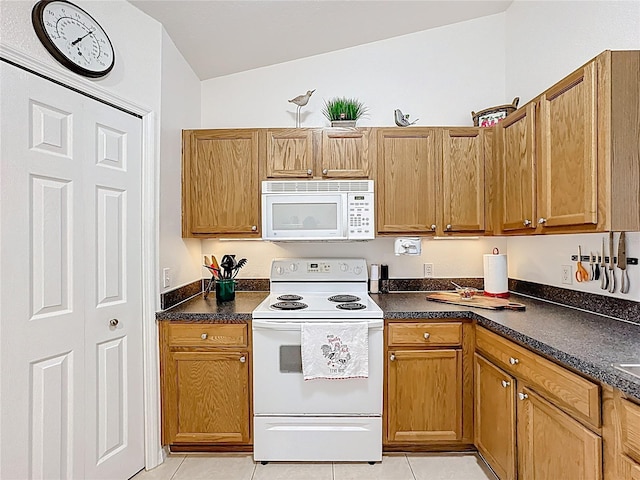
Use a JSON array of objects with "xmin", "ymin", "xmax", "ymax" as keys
[{"xmin": 163, "ymin": 267, "xmax": 171, "ymax": 288}]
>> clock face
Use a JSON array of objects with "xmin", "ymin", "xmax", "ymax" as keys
[{"xmin": 32, "ymin": 0, "xmax": 115, "ymax": 78}]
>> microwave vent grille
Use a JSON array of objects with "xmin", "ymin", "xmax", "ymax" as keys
[{"xmin": 263, "ymin": 180, "xmax": 372, "ymax": 193}]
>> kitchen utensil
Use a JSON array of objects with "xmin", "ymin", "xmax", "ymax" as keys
[
  {"xmin": 600, "ymin": 238, "xmax": 609, "ymax": 290},
  {"xmin": 608, "ymin": 231, "xmax": 616, "ymax": 293},
  {"xmin": 426, "ymin": 292, "xmax": 525, "ymax": 311},
  {"xmin": 575, "ymin": 246, "xmax": 589, "ymax": 282},
  {"xmin": 203, "ymin": 265, "xmax": 220, "ymax": 279},
  {"xmin": 593, "ymin": 251, "xmax": 600, "ymax": 281},
  {"xmin": 220, "ymin": 255, "xmax": 235, "ymax": 279},
  {"xmin": 211, "ymin": 255, "xmax": 220, "ymax": 271},
  {"xmin": 204, "ymin": 255, "xmax": 211, "ymax": 267},
  {"xmin": 589, "ymin": 252, "xmax": 595, "ymax": 280},
  {"xmin": 619, "ymin": 232, "xmax": 630, "ymax": 294},
  {"xmin": 232, "ymin": 258, "xmax": 248, "ymax": 279}
]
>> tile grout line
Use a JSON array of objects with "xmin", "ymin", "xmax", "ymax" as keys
[
  {"xmin": 405, "ymin": 454, "xmax": 419, "ymax": 480},
  {"xmin": 168, "ymin": 455, "xmax": 187, "ymax": 480}
]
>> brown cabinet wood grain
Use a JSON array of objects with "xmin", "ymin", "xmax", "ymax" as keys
[
  {"xmin": 160, "ymin": 322, "xmax": 252, "ymax": 448},
  {"xmin": 474, "ymin": 353, "xmax": 516, "ymax": 480},
  {"xmin": 320, "ymin": 128, "xmax": 374, "ymax": 178},
  {"xmin": 182, "ymin": 129, "xmax": 260, "ymax": 237},
  {"xmin": 265, "ymin": 128, "xmax": 314, "ymax": 178}
]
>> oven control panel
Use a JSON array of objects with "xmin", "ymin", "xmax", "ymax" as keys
[{"xmin": 270, "ymin": 258, "xmax": 368, "ymax": 281}]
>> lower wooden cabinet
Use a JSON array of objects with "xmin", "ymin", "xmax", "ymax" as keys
[
  {"xmin": 160, "ymin": 321, "xmax": 252, "ymax": 447},
  {"xmin": 474, "ymin": 353, "xmax": 516, "ymax": 480},
  {"xmin": 475, "ymin": 327, "xmax": 602, "ymax": 480},
  {"xmin": 384, "ymin": 320, "xmax": 473, "ymax": 448}
]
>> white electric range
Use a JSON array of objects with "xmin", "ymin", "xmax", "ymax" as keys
[{"xmin": 252, "ymin": 258, "xmax": 383, "ymax": 463}]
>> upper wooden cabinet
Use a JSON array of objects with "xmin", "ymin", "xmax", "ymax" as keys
[
  {"xmin": 264, "ymin": 128, "xmax": 374, "ymax": 179},
  {"xmin": 441, "ymin": 128, "xmax": 486, "ymax": 235},
  {"xmin": 377, "ymin": 128, "xmax": 439, "ymax": 234},
  {"xmin": 377, "ymin": 127, "xmax": 487, "ymax": 236},
  {"xmin": 265, "ymin": 128, "xmax": 314, "ymax": 178},
  {"xmin": 182, "ymin": 129, "xmax": 261, "ymax": 238},
  {"xmin": 497, "ymin": 50, "xmax": 640, "ymax": 234},
  {"xmin": 498, "ymin": 102, "xmax": 537, "ymax": 233}
]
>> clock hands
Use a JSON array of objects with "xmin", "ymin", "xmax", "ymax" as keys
[{"xmin": 71, "ymin": 29, "xmax": 94, "ymax": 46}]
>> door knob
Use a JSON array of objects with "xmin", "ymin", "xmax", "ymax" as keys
[
  {"xmin": 240, "ymin": 356, "xmax": 246, "ymax": 363},
  {"xmin": 201, "ymin": 333, "xmax": 208, "ymax": 340},
  {"xmin": 307, "ymin": 169, "xmax": 313, "ymax": 175},
  {"xmin": 523, "ymin": 219, "xmax": 532, "ymax": 227},
  {"xmin": 518, "ymin": 392, "xmax": 529, "ymax": 401},
  {"xmin": 446, "ymin": 224, "xmax": 452, "ymax": 231},
  {"xmin": 501, "ymin": 380, "xmax": 511, "ymax": 388},
  {"xmin": 251, "ymin": 225, "xmax": 257, "ymax": 231},
  {"xmin": 430, "ymin": 224, "xmax": 437, "ymax": 231},
  {"xmin": 423, "ymin": 332, "xmax": 430, "ymax": 339},
  {"xmin": 109, "ymin": 318, "xmax": 119, "ymax": 327},
  {"xmin": 390, "ymin": 354, "xmax": 396, "ymax": 361},
  {"xmin": 322, "ymin": 168, "xmax": 328, "ymax": 175},
  {"xmin": 509, "ymin": 357, "xmax": 519, "ymax": 365},
  {"xmin": 538, "ymin": 218, "xmax": 547, "ymax": 224}
]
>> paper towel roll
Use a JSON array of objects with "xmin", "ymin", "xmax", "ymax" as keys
[
  {"xmin": 483, "ymin": 254, "xmax": 509, "ymax": 297},
  {"xmin": 370, "ymin": 264, "xmax": 379, "ymax": 293}
]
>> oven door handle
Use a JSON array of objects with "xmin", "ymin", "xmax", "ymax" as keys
[{"xmin": 252, "ymin": 320, "xmax": 383, "ymax": 330}]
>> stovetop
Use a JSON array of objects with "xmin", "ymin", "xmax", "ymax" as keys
[{"xmin": 252, "ymin": 292, "xmax": 383, "ymax": 320}]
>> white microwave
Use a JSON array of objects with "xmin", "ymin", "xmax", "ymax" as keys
[{"xmin": 261, "ymin": 180, "xmax": 375, "ymax": 241}]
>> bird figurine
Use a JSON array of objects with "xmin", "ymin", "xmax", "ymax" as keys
[
  {"xmin": 394, "ymin": 109, "xmax": 418, "ymax": 127},
  {"xmin": 289, "ymin": 89, "xmax": 315, "ymax": 127}
]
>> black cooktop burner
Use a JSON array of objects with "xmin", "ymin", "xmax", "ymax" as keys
[
  {"xmin": 271, "ymin": 301, "xmax": 308, "ymax": 310},
  {"xmin": 336, "ymin": 302, "xmax": 366, "ymax": 310},
  {"xmin": 328, "ymin": 294, "xmax": 361, "ymax": 303},
  {"xmin": 277, "ymin": 294, "xmax": 303, "ymax": 301}
]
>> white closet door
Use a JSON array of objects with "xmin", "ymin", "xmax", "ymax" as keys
[{"xmin": 0, "ymin": 61, "xmax": 144, "ymax": 480}]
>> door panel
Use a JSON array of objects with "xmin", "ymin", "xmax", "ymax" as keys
[{"xmin": 0, "ymin": 62, "xmax": 144, "ymax": 480}]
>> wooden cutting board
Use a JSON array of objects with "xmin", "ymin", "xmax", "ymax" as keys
[{"xmin": 426, "ymin": 292, "xmax": 526, "ymax": 311}]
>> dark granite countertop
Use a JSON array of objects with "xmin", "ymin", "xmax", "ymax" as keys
[{"xmin": 156, "ymin": 290, "xmax": 640, "ymax": 399}]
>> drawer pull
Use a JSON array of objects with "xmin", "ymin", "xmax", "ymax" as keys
[
  {"xmin": 201, "ymin": 333, "xmax": 208, "ymax": 340},
  {"xmin": 509, "ymin": 357, "xmax": 519, "ymax": 365},
  {"xmin": 523, "ymin": 219, "xmax": 532, "ymax": 227},
  {"xmin": 501, "ymin": 380, "xmax": 511, "ymax": 388},
  {"xmin": 518, "ymin": 392, "xmax": 529, "ymax": 401},
  {"xmin": 390, "ymin": 354, "xmax": 396, "ymax": 361},
  {"xmin": 430, "ymin": 224, "xmax": 437, "ymax": 231},
  {"xmin": 423, "ymin": 332, "xmax": 430, "ymax": 340},
  {"xmin": 240, "ymin": 356, "xmax": 246, "ymax": 363},
  {"xmin": 307, "ymin": 169, "xmax": 313, "ymax": 176},
  {"xmin": 322, "ymin": 168, "xmax": 328, "ymax": 175},
  {"xmin": 538, "ymin": 217, "xmax": 547, "ymax": 224}
]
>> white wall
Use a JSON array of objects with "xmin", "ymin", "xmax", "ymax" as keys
[
  {"xmin": 159, "ymin": 30, "xmax": 202, "ymax": 292},
  {"xmin": 503, "ymin": 0, "xmax": 640, "ymax": 301},
  {"xmin": 201, "ymin": 14, "xmax": 507, "ymax": 128}
]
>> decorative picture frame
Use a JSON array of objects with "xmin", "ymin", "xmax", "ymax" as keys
[{"xmin": 472, "ymin": 97, "xmax": 520, "ymax": 127}]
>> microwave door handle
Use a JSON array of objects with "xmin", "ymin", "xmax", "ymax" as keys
[{"xmin": 341, "ymin": 196, "xmax": 349, "ymax": 238}]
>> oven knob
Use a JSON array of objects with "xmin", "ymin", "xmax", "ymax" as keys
[
  {"xmin": 289, "ymin": 263, "xmax": 298, "ymax": 272},
  {"xmin": 353, "ymin": 266, "xmax": 363, "ymax": 275},
  {"xmin": 275, "ymin": 266, "xmax": 284, "ymax": 275},
  {"xmin": 340, "ymin": 263, "xmax": 348, "ymax": 272}
]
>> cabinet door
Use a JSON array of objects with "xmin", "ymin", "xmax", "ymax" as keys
[
  {"xmin": 474, "ymin": 354, "xmax": 516, "ymax": 480},
  {"xmin": 499, "ymin": 103, "xmax": 537, "ymax": 233},
  {"xmin": 265, "ymin": 129, "xmax": 314, "ymax": 178},
  {"xmin": 386, "ymin": 349, "xmax": 462, "ymax": 443},
  {"xmin": 377, "ymin": 128, "xmax": 438, "ymax": 233},
  {"xmin": 182, "ymin": 129, "xmax": 260, "ymax": 236},
  {"xmin": 518, "ymin": 386, "xmax": 602, "ymax": 480},
  {"xmin": 164, "ymin": 350, "xmax": 251, "ymax": 445},
  {"xmin": 321, "ymin": 128, "xmax": 372, "ymax": 178},
  {"xmin": 442, "ymin": 128, "xmax": 485, "ymax": 233},
  {"xmin": 538, "ymin": 61, "xmax": 598, "ymax": 229}
]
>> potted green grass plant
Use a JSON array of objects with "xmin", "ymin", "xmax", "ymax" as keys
[{"xmin": 322, "ymin": 97, "xmax": 368, "ymax": 127}]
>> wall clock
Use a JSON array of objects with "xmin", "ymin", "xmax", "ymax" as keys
[{"xmin": 31, "ymin": 0, "xmax": 115, "ymax": 78}]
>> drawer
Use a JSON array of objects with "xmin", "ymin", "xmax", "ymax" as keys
[
  {"xmin": 168, "ymin": 323, "xmax": 248, "ymax": 347},
  {"xmin": 476, "ymin": 327, "xmax": 600, "ymax": 427},
  {"xmin": 388, "ymin": 322, "xmax": 462, "ymax": 347},
  {"xmin": 621, "ymin": 398, "xmax": 640, "ymax": 464}
]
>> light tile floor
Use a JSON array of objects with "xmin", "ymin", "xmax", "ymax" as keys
[{"xmin": 131, "ymin": 453, "xmax": 497, "ymax": 480}]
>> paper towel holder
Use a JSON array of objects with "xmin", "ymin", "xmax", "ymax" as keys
[{"xmin": 394, "ymin": 238, "xmax": 421, "ymax": 256}]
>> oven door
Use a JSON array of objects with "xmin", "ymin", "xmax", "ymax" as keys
[
  {"xmin": 261, "ymin": 193, "xmax": 347, "ymax": 241},
  {"xmin": 252, "ymin": 320, "xmax": 383, "ymax": 416}
]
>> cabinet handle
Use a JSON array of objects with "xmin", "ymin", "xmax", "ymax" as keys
[
  {"xmin": 518, "ymin": 392, "xmax": 529, "ymax": 401},
  {"xmin": 307, "ymin": 169, "xmax": 313, "ymax": 176},
  {"xmin": 501, "ymin": 380, "xmax": 511, "ymax": 388},
  {"xmin": 430, "ymin": 224, "xmax": 437, "ymax": 231},
  {"xmin": 538, "ymin": 218, "xmax": 547, "ymax": 224},
  {"xmin": 240, "ymin": 356, "xmax": 246, "ymax": 363},
  {"xmin": 509, "ymin": 357, "xmax": 519, "ymax": 365},
  {"xmin": 523, "ymin": 219, "xmax": 532, "ymax": 227},
  {"xmin": 390, "ymin": 354, "xmax": 396, "ymax": 361},
  {"xmin": 423, "ymin": 332, "xmax": 430, "ymax": 340},
  {"xmin": 251, "ymin": 225, "xmax": 257, "ymax": 231},
  {"xmin": 446, "ymin": 224, "xmax": 452, "ymax": 231},
  {"xmin": 322, "ymin": 168, "xmax": 328, "ymax": 175},
  {"xmin": 201, "ymin": 333, "xmax": 208, "ymax": 340}
]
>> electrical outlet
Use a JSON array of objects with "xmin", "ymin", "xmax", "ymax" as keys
[
  {"xmin": 423, "ymin": 263, "xmax": 434, "ymax": 278},
  {"xmin": 163, "ymin": 268, "xmax": 171, "ymax": 288},
  {"xmin": 561, "ymin": 265, "xmax": 572, "ymax": 285}
]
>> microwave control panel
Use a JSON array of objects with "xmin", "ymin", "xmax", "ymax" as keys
[{"xmin": 347, "ymin": 192, "xmax": 374, "ymax": 239}]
